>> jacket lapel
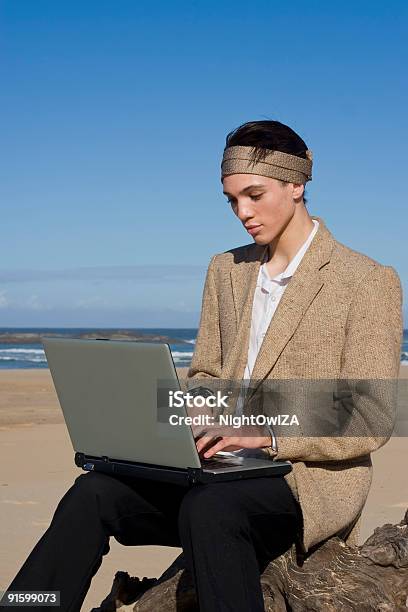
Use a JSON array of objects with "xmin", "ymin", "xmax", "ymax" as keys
[
  {"xmin": 230, "ymin": 243, "xmax": 267, "ymax": 327},
  {"xmin": 224, "ymin": 243, "xmax": 267, "ymax": 381},
  {"xmin": 228, "ymin": 216, "xmax": 335, "ymax": 392}
]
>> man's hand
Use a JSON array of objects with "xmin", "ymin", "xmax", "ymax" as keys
[{"xmin": 195, "ymin": 425, "xmax": 271, "ymax": 458}]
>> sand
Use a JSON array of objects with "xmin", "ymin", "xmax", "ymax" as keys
[{"xmin": 0, "ymin": 367, "xmax": 407, "ymax": 610}]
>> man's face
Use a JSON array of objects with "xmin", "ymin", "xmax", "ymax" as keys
[{"xmin": 222, "ymin": 173, "xmax": 298, "ymax": 245}]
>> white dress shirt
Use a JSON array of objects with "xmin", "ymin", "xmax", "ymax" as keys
[{"xmin": 235, "ymin": 219, "xmax": 320, "ymax": 449}]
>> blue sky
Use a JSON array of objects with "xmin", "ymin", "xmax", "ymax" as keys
[{"xmin": 0, "ymin": 0, "xmax": 406, "ymax": 327}]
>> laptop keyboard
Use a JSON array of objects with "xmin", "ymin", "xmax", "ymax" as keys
[{"xmin": 201, "ymin": 457, "xmax": 243, "ymax": 469}]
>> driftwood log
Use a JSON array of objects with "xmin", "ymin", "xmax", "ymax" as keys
[{"xmin": 92, "ymin": 510, "xmax": 408, "ymax": 612}]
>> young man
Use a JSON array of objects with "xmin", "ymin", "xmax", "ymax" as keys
[{"xmin": 2, "ymin": 120, "xmax": 403, "ymax": 612}]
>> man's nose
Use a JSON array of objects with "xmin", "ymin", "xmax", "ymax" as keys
[{"xmin": 235, "ymin": 201, "xmax": 254, "ymax": 221}]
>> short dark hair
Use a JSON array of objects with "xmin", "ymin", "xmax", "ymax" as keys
[{"xmin": 224, "ymin": 120, "xmax": 310, "ymax": 205}]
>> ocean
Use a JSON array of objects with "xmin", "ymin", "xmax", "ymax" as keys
[
  {"xmin": 0, "ymin": 327, "xmax": 407, "ymax": 369},
  {"xmin": 0, "ymin": 328, "xmax": 197, "ymax": 369}
]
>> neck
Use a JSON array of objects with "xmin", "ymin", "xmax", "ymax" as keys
[{"xmin": 267, "ymin": 206, "xmax": 315, "ymax": 266}]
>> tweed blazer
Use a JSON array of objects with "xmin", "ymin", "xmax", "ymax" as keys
[{"xmin": 186, "ymin": 215, "xmax": 403, "ymax": 557}]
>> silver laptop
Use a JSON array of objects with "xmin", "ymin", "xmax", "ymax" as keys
[{"xmin": 42, "ymin": 337, "xmax": 292, "ymax": 485}]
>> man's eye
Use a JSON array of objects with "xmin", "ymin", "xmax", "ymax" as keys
[{"xmin": 226, "ymin": 195, "xmax": 261, "ymax": 205}]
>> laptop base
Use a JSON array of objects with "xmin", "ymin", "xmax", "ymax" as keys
[{"xmin": 75, "ymin": 452, "xmax": 292, "ymax": 486}]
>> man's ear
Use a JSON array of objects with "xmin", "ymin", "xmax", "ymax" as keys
[{"xmin": 291, "ymin": 183, "xmax": 305, "ymax": 201}]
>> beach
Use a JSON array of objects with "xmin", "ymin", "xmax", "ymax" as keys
[{"xmin": 1, "ymin": 367, "xmax": 407, "ymax": 610}]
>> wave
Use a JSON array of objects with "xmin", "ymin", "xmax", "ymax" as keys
[
  {"xmin": 0, "ymin": 348, "xmax": 47, "ymax": 363},
  {"xmin": 171, "ymin": 350, "xmax": 194, "ymax": 364},
  {"xmin": 0, "ymin": 356, "xmax": 47, "ymax": 363},
  {"xmin": 185, "ymin": 339, "xmax": 196, "ymax": 344},
  {"xmin": 0, "ymin": 348, "xmax": 45, "ymax": 354}
]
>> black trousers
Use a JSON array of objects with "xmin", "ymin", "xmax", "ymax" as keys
[{"xmin": 2, "ymin": 471, "xmax": 303, "ymax": 612}]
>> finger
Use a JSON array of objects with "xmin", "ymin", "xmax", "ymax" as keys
[
  {"xmin": 194, "ymin": 431, "xmax": 212, "ymax": 446},
  {"xmin": 195, "ymin": 435, "xmax": 219, "ymax": 455},
  {"xmin": 202, "ymin": 438, "xmax": 233, "ymax": 458}
]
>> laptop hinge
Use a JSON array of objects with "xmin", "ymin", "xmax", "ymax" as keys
[
  {"xmin": 187, "ymin": 467, "xmax": 202, "ymax": 485},
  {"xmin": 75, "ymin": 452, "xmax": 85, "ymax": 467}
]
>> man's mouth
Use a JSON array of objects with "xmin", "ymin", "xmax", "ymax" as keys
[{"xmin": 245, "ymin": 224, "xmax": 262, "ymax": 236}]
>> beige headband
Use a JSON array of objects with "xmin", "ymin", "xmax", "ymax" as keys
[{"xmin": 221, "ymin": 145, "xmax": 313, "ymax": 184}]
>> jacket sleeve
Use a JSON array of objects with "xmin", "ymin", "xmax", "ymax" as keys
[
  {"xmin": 269, "ymin": 264, "xmax": 403, "ymax": 462},
  {"xmin": 185, "ymin": 255, "xmax": 222, "ymax": 384}
]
